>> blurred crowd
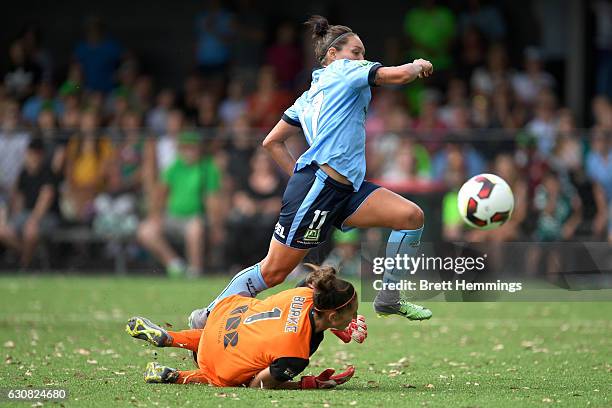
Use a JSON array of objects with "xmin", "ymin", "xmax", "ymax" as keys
[{"xmin": 1, "ymin": 0, "xmax": 611, "ymax": 274}]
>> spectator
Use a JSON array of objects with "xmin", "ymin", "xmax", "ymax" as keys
[
  {"xmin": 379, "ymin": 138, "xmax": 431, "ymax": 184},
  {"xmin": 195, "ymin": 0, "xmax": 234, "ymax": 96},
  {"xmin": 231, "ymin": 0, "xmax": 266, "ymax": 76},
  {"xmin": 455, "ymin": 25, "xmax": 487, "ymax": 83},
  {"xmin": 512, "ymin": 47, "xmax": 555, "ymax": 106},
  {"xmin": 4, "ymin": 40, "xmax": 41, "ymax": 102},
  {"xmin": 138, "ymin": 131, "xmax": 222, "ymax": 278},
  {"xmin": 225, "ymin": 150, "xmax": 283, "ymax": 269},
  {"xmin": 146, "ymin": 89, "xmax": 176, "ymax": 136},
  {"xmin": 525, "ymin": 89, "xmax": 558, "ymax": 157},
  {"xmin": 471, "ymin": 44, "xmax": 513, "ymax": 96},
  {"xmin": 586, "ymin": 129, "xmax": 612, "ymax": 203},
  {"xmin": 20, "ymin": 24, "xmax": 53, "ymax": 82},
  {"xmin": 219, "ymin": 80, "xmax": 247, "ymax": 126},
  {"xmin": 265, "ymin": 22, "xmax": 303, "ymax": 89},
  {"xmin": 0, "ymin": 139, "xmax": 60, "ymax": 268},
  {"xmin": 550, "ymin": 109, "xmax": 583, "ymax": 174},
  {"xmin": 247, "ymin": 66, "xmax": 292, "ymax": 129},
  {"xmin": 22, "ymin": 81, "xmax": 61, "ymax": 124},
  {"xmin": 224, "ymin": 114, "xmax": 256, "ymax": 190},
  {"xmin": 64, "ymin": 110, "xmax": 114, "ymax": 222},
  {"xmin": 591, "ymin": 95, "xmax": 612, "ymax": 131},
  {"xmin": 457, "ymin": 0, "xmax": 507, "ymax": 41},
  {"xmin": 532, "ymin": 168, "xmax": 582, "ymax": 242},
  {"xmin": 413, "ymin": 90, "xmax": 447, "ymax": 152},
  {"xmin": 35, "ymin": 109, "xmax": 67, "ymax": 178},
  {"xmin": 154, "ymin": 109, "xmax": 183, "ymax": 174},
  {"xmin": 0, "ymin": 101, "xmax": 30, "ymax": 203},
  {"xmin": 403, "ymin": 0, "xmax": 456, "ymax": 72},
  {"xmin": 93, "ymin": 111, "xmax": 144, "ymax": 236},
  {"xmin": 432, "ymin": 143, "xmax": 485, "ymax": 183},
  {"xmin": 74, "ymin": 17, "xmax": 123, "ymax": 93},
  {"xmin": 439, "ymin": 79, "xmax": 468, "ymax": 127}
]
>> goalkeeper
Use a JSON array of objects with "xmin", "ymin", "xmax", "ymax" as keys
[{"xmin": 125, "ymin": 264, "xmax": 366, "ymax": 389}]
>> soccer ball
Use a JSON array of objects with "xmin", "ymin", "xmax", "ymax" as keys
[{"xmin": 457, "ymin": 173, "xmax": 514, "ymax": 230}]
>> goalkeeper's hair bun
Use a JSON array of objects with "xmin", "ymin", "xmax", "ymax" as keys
[{"xmin": 305, "ymin": 264, "xmax": 356, "ymax": 312}]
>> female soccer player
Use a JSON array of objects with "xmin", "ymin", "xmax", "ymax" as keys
[
  {"xmin": 190, "ymin": 15, "xmax": 434, "ymax": 328},
  {"xmin": 126, "ymin": 265, "xmax": 363, "ymax": 389}
]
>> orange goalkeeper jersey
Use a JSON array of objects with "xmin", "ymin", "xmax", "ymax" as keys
[{"xmin": 198, "ymin": 287, "xmax": 322, "ymax": 387}]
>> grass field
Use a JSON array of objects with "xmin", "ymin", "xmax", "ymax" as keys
[{"xmin": 0, "ymin": 275, "xmax": 610, "ymax": 407}]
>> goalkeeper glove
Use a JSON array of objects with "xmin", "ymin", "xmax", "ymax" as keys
[
  {"xmin": 330, "ymin": 315, "xmax": 367, "ymax": 344},
  {"xmin": 300, "ymin": 366, "xmax": 355, "ymax": 389}
]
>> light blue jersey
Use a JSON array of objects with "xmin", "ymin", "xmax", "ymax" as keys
[{"xmin": 282, "ymin": 59, "xmax": 382, "ymax": 191}]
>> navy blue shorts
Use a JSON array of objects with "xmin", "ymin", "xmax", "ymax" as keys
[{"xmin": 273, "ymin": 164, "xmax": 380, "ymax": 249}]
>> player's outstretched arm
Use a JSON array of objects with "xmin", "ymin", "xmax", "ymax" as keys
[
  {"xmin": 249, "ymin": 368, "xmax": 301, "ymax": 390},
  {"xmin": 248, "ymin": 366, "xmax": 355, "ymax": 390},
  {"xmin": 374, "ymin": 59, "xmax": 433, "ymax": 86},
  {"xmin": 262, "ymin": 120, "xmax": 301, "ymax": 176}
]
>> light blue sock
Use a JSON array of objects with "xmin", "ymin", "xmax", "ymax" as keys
[
  {"xmin": 376, "ymin": 227, "xmax": 423, "ymax": 304},
  {"xmin": 206, "ymin": 263, "xmax": 268, "ymax": 312}
]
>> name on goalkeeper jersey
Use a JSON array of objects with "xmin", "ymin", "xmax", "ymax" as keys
[{"xmin": 284, "ymin": 296, "xmax": 305, "ymax": 333}]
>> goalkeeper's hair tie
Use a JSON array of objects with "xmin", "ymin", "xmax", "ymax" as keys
[{"xmin": 314, "ymin": 287, "xmax": 356, "ymax": 312}]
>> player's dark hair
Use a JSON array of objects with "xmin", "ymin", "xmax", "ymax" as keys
[
  {"xmin": 304, "ymin": 264, "xmax": 356, "ymax": 313},
  {"xmin": 305, "ymin": 15, "xmax": 354, "ymax": 64}
]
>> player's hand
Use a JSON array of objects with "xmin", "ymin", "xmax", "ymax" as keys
[
  {"xmin": 300, "ymin": 366, "xmax": 355, "ymax": 389},
  {"xmin": 413, "ymin": 58, "xmax": 433, "ymax": 78},
  {"xmin": 330, "ymin": 315, "xmax": 367, "ymax": 344}
]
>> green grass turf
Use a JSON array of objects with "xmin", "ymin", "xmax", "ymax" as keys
[{"xmin": 0, "ymin": 275, "xmax": 610, "ymax": 407}]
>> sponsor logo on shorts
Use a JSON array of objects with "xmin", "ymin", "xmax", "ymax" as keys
[
  {"xmin": 303, "ymin": 228, "xmax": 321, "ymax": 242},
  {"xmin": 274, "ymin": 223, "xmax": 286, "ymax": 239}
]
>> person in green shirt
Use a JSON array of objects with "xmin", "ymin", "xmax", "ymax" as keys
[{"xmin": 138, "ymin": 131, "xmax": 222, "ymax": 278}]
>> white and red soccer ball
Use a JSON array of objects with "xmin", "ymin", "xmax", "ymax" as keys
[{"xmin": 457, "ymin": 173, "xmax": 515, "ymax": 230}]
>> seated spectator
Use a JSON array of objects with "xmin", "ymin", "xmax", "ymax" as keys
[
  {"xmin": 455, "ymin": 25, "xmax": 486, "ymax": 83},
  {"xmin": 4, "ymin": 40, "xmax": 41, "ymax": 102},
  {"xmin": 586, "ymin": 130, "xmax": 612, "ymax": 197},
  {"xmin": 432, "ymin": 143, "xmax": 485, "ymax": 183},
  {"xmin": 219, "ymin": 80, "xmax": 247, "ymax": 127},
  {"xmin": 22, "ymin": 81, "xmax": 61, "ymax": 124},
  {"xmin": 550, "ymin": 109, "xmax": 583, "ymax": 174},
  {"xmin": 512, "ymin": 47, "xmax": 555, "ymax": 106},
  {"xmin": 379, "ymin": 138, "xmax": 431, "ymax": 184},
  {"xmin": 0, "ymin": 139, "xmax": 60, "ymax": 268},
  {"xmin": 138, "ymin": 131, "xmax": 222, "ymax": 278},
  {"xmin": 146, "ymin": 89, "xmax": 176, "ymax": 136},
  {"xmin": 471, "ymin": 44, "xmax": 513, "ymax": 96},
  {"xmin": 525, "ymin": 90, "xmax": 558, "ymax": 157},
  {"xmin": 64, "ymin": 110, "xmax": 114, "ymax": 222},
  {"xmin": 247, "ymin": 66, "xmax": 293, "ymax": 129},
  {"xmin": 532, "ymin": 168, "xmax": 582, "ymax": 242},
  {"xmin": 413, "ymin": 90, "xmax": 447, "ymax": 152},
  {"xmin": 225, "ymin": 150, "xmax": 282, "ymax": 269},
  {"xmin": 0, "ymin": 101, "xmax": 30, "ymax": 208},
  {"xmin": 224, "ymin": 114, "xmax": 256, "ymax": 191},
  {"xmin": 93, "ymin": 111, "xmax": 144, "ymax": 237},
  {"xmin": 155, "ymin": 109, "xmax": 183, "ymax": 174},
  {"xmin": 591, "ymin": 95, "xmax": 612, "ymax": 131},
  {"xmin": 35, "ymin": 109, "xmax": 67, "ymax": 178}
]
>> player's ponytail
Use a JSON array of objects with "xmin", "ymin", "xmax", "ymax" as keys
[
  {"xmin": 304, "ymin": 264, "xmax": 356, "ymax": 313},
  {"xmin": 304, "ymin": 15, "xmax": 354, "ymax": 64}
]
